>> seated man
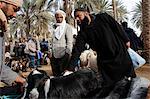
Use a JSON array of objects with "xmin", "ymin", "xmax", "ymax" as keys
[{"xmin": 0, "ymin": 0, "xmax": 26, "ymax": 96}]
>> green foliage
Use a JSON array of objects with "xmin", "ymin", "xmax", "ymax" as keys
[
  {"xmin": 131, "ymin": 1, "xmax": 142, "ymax": 29},
  {"xmin": 115, "ymin": 0, "xmax": 128, "ymax": 22},
  {"xmin": 9, "ymin": 0, "xmax": 129, "ymax": 39},
  {"xmin": 9, "ymin": 0, "xmax": 54, "ymax": 39},
  {"xmin": 74, "ymin": 0, "xmax": 128, "ymax": 22}
]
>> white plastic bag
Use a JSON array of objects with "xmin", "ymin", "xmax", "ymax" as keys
[{"xmin": 127, "ymin": 48, "xmax": 146, "ymax": 69}]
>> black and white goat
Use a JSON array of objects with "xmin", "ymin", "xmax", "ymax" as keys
[
  {"xmin": 21, "ymin": 69, "xmax": 99, "ymax": 99},
  {"xmin": 21, "ymin": 69, "xmax": 150, "ymax": 99}
]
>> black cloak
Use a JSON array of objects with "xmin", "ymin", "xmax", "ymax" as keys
[
  {"xmin": 124, "ymin": 28, "xmax": 143, "ymax": 51},
  {"xmin": 69, "ymin": 13, "xmax": 136, "ymax": 86}
]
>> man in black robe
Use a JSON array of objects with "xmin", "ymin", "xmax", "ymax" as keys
[
  {"xmin": 122, "ymin": 22, "xmax": 143, "ymax": 51},
  {"xmin": 67, "ymin": 8, "xmax": 136, "ymax": 97}
]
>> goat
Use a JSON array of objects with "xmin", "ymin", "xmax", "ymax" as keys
[
  {"xmin": 79, "ymin": 49, "xmax": 98, "ymax": 73},
  {"xmin": 79, "ymin": 49, "xmax": 150, "ymax": 99},
  {"xmin": 21, "ymin": 69, "xmax": 150, "ymax": 99},
  {"xmin": 21, "ymin": 69, "xmax": 99, "ymax": 99},
  {"xmin": 79, "ymin": 49, "xmax": 102, "ymax": 82},
  {"xmin": 127, "ymin": 77, "xmax": 150, "ymax": 99}
]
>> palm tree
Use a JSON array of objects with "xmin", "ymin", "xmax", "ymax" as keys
[
  {"xmin": 93, "ymin": 0, "xmax": 128, "ymax": 22},
  {"xmin": 92, "ymin": 0, "xmax": 112, "ymax": 14},
  {"xmin": 63, "ymin": 0, "xmax": 75, "ymax": 24},
  {"xmin": 112, "ymin": 0, "xmax": 117, "ymax": 20},
  {"xmin": 115, "ymin": 0, "xmax": 128, "ymax": 22},
  {"xmin": 74, "ymin": 0, "xmax": 127, "ymax": 22},
  {"xmin": 131, "ymin": 1, "xmax": 142, "ymax": 29},
  {"xmin": 9, "ymin": 14, "xmax": 26, "ymax": 39},
  {"xmin": 142, "ymin": 0, "xmax": 150, "ymax": 63},
  {"xmin": 74, "ymin": 0, "xmax": 112, "ymax": 14},
  {"xmin": 62, "ymin": 0, "xmax": 110, "ymax": 26},
  {"xmin": 9, "ymin": 0, "xmax": 54, "ymax": 39}
]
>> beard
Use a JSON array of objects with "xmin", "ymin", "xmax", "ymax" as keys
[{"xmin": 78, "ymin": 16, "xmax": 90, "ymax": 30}]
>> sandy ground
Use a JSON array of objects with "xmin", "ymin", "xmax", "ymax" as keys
[
  {"xmin": 135, "ymin": 64, "xmax": 150, "ymax": 80},
  {"xmin": 21, "ymin": 63, "xmax": 150, "ymax": 80}
]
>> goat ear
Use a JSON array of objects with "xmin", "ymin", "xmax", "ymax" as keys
[
  {"xmin": 92, "ymin": 51, "xmax": 97, "ymax": 56},
  {"xmin": 27, "ymin": 71, "xmax": 34, "ymax": 82},
  {"xmin": 87, "ymin": 53, "xmax": 91, "ymax": 58},
  {"xmin": 44, "ymin": 79, "xmax": 50, "ymax": 98}
]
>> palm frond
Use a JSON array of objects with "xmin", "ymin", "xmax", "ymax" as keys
[
  {"xmin": 115, "ymin": 0, "xmax": 128, "ymax": 22},
  {"xmin": 131, "ymin": 1, "xmax": 142, "ymax": 29},
  {"xmin": 34, "ymin": 0, "xmax": 47, "ymax": 10},
  {"xmin": 9, "ymin": 0, "xmax": 54, "ymax": 39}
]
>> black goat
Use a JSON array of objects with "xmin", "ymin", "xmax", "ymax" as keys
[
  {"xmin": 21, "ymin": 69, "xmax": 150, "ymax": 99},
  {"xmin": 21, "ymin": 69, "xmax": 99, "ymax": 99}
]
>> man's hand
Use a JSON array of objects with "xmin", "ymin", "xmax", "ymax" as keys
[
  {"xmin": 126, "ymin": 41, "xmax": 130, "ymax": 48},
  {"xmin": 63, "ymin": 70, "xmax": 73, "ymax": 76},
  {"xmin": 15, "ymin": 76, "xmax": 26, "ymax": 84}
]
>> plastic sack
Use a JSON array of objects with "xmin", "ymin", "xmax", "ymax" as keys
[
  {"xmin": 37, "ymin": 50, "xmax": 42, "ymax": 59},
  {"xmin": 127, "ymin": 48, "xmax": 146, "ymax": 69}
]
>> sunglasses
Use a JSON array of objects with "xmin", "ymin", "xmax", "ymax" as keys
[{"xmin": 13, "ymin": 6, "xmax": 20, "ymax": 12}]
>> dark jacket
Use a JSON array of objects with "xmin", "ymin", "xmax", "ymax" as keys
[
  {"xmin": 124, "ymin": 28, "xmax": 143, "ymax": 51},
  {"xmin": 69, "ymin": 13, "xmax": 136, "ymax": 86}
]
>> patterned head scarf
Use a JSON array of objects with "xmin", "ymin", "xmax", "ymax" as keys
[{"xmin": 0, "ymin": 0, "xmax": 23, "ymax": 7}]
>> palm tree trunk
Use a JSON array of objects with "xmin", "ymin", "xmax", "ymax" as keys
[
  {"xmin": 62, "ymin": 0, "xmax": 75, "ymax": 27},
  {"xmin": 112, "ymin": 0, "xmax": 117, "ymax": 20},
  {"xmin": 25, "ymin": 8, "xmax": 30, "ymax": 37},
  {"xmin": 142, "ymin": 0, "xmax": 150, "ymax": 63}
]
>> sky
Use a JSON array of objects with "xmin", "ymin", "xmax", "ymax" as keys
[{"xmin": 122, "ymin": 0, "xmax": 141, "ymax": 12}]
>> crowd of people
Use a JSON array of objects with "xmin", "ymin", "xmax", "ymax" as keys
[
  {"xmin": 0, "ymin": 0, "xmax": 146, "ymax": 98},
  {"xmin": 5, "ymin": 36, "xmax": 51, "ymax": 68}
]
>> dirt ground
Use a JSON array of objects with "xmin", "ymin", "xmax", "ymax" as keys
[
  {"xmin": 21, "ymin": 63, "xmax": 150, "ymax": 80},
  {"xmin": 135, "ymin": 64, "xmax": 150, "ymax": 80}
]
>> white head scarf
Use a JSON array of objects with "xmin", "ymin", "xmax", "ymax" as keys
[{"xmin": 54, "ymin": 10, "xmax": 66, "ymax": 40}]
